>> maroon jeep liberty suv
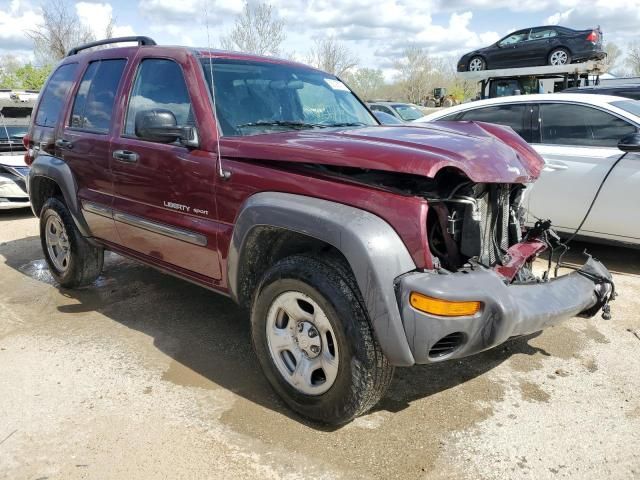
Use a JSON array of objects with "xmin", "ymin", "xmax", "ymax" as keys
[{"xmin": 25, "ymin": 36, "xmax": 613, "ymax": 425}]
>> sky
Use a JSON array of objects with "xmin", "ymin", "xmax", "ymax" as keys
[{"xmin": 2, "ymin": 0, "xmax": 639, "ymax": 78}]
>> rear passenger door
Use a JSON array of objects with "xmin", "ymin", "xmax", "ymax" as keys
[
  {"xmin": 526, "ymin": 102, "xmax": 639, "ymax": 239},
  {"xmin": 109, "ymin": 55, "xmax": 221, "ymax": 280},
  {"xmin": 58, "ymin": 58, "xmax": 127, "ymax": 244}
]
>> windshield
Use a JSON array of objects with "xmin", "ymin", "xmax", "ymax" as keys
[
  {"xmin": 392, "ymin": 104, "xmax": 423, "ymax": 121},
  {"xmin": 200, "ymin": 58, "xmax": 377, "ymax": 136},
  {"xmin": 611, "ymin": 100, "xmax": 640, "ymax": 118},
  {"xmin": 0, "ymin": 106, "xmax": 32, "ymax": 152}
]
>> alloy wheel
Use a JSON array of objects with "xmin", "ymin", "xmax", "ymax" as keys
[
  {"xmin": 469, "ymin": 58, "xmax": 484, "ymax": 71},
  {"xmin": 550, "ymin": 50, "xmax": 569, "ymax": 65},
  {"xmin": 265, "ymin": 291, "xmax": 339, "ymax": 395},
  {"xmin": 45, "ymin": 213, "xmax": 70, "ymax": 272}
]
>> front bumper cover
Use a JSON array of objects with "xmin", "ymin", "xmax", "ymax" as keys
[{"xmin": 398, "ymin": 256, "xmax": 612, "ymax": 364}]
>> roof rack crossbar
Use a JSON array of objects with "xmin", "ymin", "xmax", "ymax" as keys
[{"xmin": 66, "ymin": 36, "xmax": 156, "ymax": 57}]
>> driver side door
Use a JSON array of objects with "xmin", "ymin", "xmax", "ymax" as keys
[
  {"xmin": 492, "ymin": 30, "xmax": 531, "ymax": 67},
  {"xmin": 109, "ymin": 54, "xmax": 221, "ymax": 280}
]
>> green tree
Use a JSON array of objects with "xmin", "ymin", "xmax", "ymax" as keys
[
  {"xmin": 308, "ymin": 37, "xmax": 358, "ymax": 77},
  {"xmin": 221, "ymin": 2, "xmax": 285, "ymax": 56},
  {"xmin": 628, "ymin": 42, "xmax": 640, "ymax": 76},
  {"xmin": 0, "ymin": 57, "xmax": 51, "ymax": 90},
  {"xmin": 342, "ymin": 68, "xmax": 385, "ymax": 101}
]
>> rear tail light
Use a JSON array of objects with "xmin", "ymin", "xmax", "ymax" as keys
[
  {"xmin": 23, "ymin": 133, "xmax": 34, "ymax": 166},
  {"xmin": 586, "ymin": 31, "xmax": 598, "ymax": 43}
]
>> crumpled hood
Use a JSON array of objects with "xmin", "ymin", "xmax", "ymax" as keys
[{"xmin": 220, "ymin": 121, "xmax": 544, "ymax": 184}]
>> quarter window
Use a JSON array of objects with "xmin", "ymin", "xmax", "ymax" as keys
[
  {"xmin": 35, "ymin": 63, "xmax": 78, "ymax": 128},
  {"xmin": 70, "ymin": 59, "xmax": 126, "ymax": 133},
  {"xmin": 456, "ymin": 104, "xmax": 529, "ymax": 141},
  {"xmin": 539, "ymin": 103, "xmax": 637, "ymax": 147},
  {"xmin": 125, "ymin": 59, "xmax": 194, "ymax": 138}
]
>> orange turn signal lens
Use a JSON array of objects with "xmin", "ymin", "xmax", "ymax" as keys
[{"xmin": 409, "ymin": 293, "xmax": 481, "ymax": 317}]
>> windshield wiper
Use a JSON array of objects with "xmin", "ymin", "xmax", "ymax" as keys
[
  {"xmin": 236, "ymin": 120, "xmax": 320, "ymax": 129},
  {"xmin": 236, "ymin": 120, "xmax": 367, "ymax": 129},
  {"xmin": 320, "ymin": 122, "xmax": 367, "ymax": 127}
]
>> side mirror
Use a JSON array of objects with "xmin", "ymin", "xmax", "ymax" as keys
[
  {"xmin": 135, "ymin": 109, "xmax": 199, "ymax": 147},
  {"xmin": 618, "ymin": 133, "xmax": 640, "ymax": 153}
]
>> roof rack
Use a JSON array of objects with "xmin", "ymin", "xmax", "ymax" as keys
[{"xmin": 66, "ymin": 36, "xmax": 156, "ymax": 57}]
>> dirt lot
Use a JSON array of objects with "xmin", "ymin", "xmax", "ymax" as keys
[{"xmin": 1, "ymin": 208, "xmax": 639, "ymax": 480}]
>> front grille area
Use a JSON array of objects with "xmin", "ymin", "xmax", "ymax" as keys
[
  {"xmin": 428, "ymin": 332, "xmax": 466, "ymax": 358},
  {"xmin": 477, "ymin": 183, "xmax": 511, "ymax": 267},
  {"xmin": 428, "ymin": 182, "xmax": 521, "ymax": 271}
]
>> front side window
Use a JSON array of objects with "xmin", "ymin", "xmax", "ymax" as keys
[
  {"xmin": 201, "ymin": 58, "xmax": 377, "ymax": 136},
  {"xmin": 539, "ymin": 103, "xmax": 637, "ymax": 147},
  {"xmin": 70, "ymin": 59, "xmax": 126, "ymax": 133},
  {"xmin": 499, "ymin": 31, "xmax": 529, "ymax": 46},
  {"xmin": 457, "ymin": 104, "xmax": 529, "ymax": 140},
  {"xmin": 125, "ymin": 59, "xmax": 194, "ymax": 138},
  {"xmin": 35, "ymin": 63, "xmax": 78, "ymax": 128}
]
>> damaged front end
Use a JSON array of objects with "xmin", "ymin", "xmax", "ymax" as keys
[{"xmin": 397, "ymin": 171, "xmax": 615, "ymax": 364}]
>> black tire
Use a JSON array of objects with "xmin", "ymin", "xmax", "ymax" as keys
[
  {"xmin": 548, "ymin": 48, "xmax": 571, "ymax": 66},
  {"xmin": 251, "ymin": 254, "xmax": 394, "ymax": 425},
  {"xmin": 468, "ymin": 56, "xmax": 486, "ymax": 71},
  {"xmin": 40, "ymin": 197, "xmax": 103, "ymax": 288},
  {"xmin": 426, "ymin": 98, "xmax": 437, "ymax": 108}
]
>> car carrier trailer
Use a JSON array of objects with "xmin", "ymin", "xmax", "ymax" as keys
[{"xmin": 457, "ymin": 60, "xmax": 608, "ymax": 99}]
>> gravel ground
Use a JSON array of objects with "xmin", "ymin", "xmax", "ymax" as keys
[{"xmin": 1, "ymin": 208, "xmax": 639, "ymax": 480}]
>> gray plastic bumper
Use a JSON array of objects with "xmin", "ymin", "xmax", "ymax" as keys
[{"xmin": 398, "ymin": 257, "xmax": 612, "ymax": 364}]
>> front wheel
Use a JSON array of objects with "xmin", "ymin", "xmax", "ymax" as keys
[
  {"xmin": 40, "ymin": 197, "xmax": 103, "ymax": 288},
  {"xmin": 251, "ymin": 254, "xmax": 394, "ymax": 425},
  {"xmin": 548, "ymin": 48, "xmax": 571, "ymax": 66},
  {"xmin": 468, "ymin": 56, "xmax": 486, "ymax": 71}
]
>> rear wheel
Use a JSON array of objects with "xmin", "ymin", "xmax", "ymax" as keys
[
  {"xmin": 426, "ymin": 98, "xmax": 437, "ymax": 108},
  {"xmin": 468, "ymin": 56, "xmax": 486, "ymax": 71},
  {"xmin": 40, "ymin": 197, "xmax": 103, "ymax": 288},
  {"xmin": 251, "ymin": 254, "xmax": 394, "ymax": 425},
  {"xmin": 548, "ymin": 48, "xmax": 571, "ymax": 66}
]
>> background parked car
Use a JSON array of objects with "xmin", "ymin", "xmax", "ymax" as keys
[
  {"xmin": 367, "ymin": 101, "xmax": 424, "ymax": 122},
  {"xmin": 563, "ymin": 84, "xmax": 640, "ymax": 100},
  {"xmin": 458, "ymin": 26, "xmax": 605, "ymax": 71},
  {"xmin": 0, "ymin": 90, "xmax": 38, "ymax": 210},
  {"xmin": 415, "ymin": 94, "xmax": 640, "ymax": 246}
]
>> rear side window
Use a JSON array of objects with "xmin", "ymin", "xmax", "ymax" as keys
[
  {"xmin": 124, "ymin": 59, "xmax": 194, "ymax": 137},
  {"xmin": 70, "ymin": 59, "xmax": 126, "ymax": 133},
  {"xmin": 457, "ymin": 104, "xmax": 529, "ymax": 141},
  {"xmin": 539, "ymin": 103, "xmax": 637, "ymax": 147},
  {"xmin": 35, "ymin": 63, "xmax": 78, "ymax": 127}
]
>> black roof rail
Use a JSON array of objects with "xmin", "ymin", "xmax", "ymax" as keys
[{"xmin": 66, "ymin": 36, "xmax": 156, "ymax": 57}]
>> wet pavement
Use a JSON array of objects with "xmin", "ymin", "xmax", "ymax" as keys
[{"xmin": 1, "ymin": 208, "xmax": 639, "ymax": 479}]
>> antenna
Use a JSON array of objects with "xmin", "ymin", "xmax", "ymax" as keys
[{"xmin": 204, "ymin": 1, "xmax": 230, "ymax": 180}]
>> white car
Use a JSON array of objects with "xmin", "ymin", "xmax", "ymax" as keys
[
  {"xmin": 415, "ymin": 93, "xmax": 640, "ymax": 247},
  {"xmin": 0, "ymin": 91, "xmax": 37, "ymax": 210}
]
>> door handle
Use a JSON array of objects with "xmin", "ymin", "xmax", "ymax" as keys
[
  {"xmin": 113, "ymin": 150, "xmax": 139, "ymax": 163},
  {"xmin": 544, "ymin": 162, "xmax": 568, "ymax": 171},
  {"xmin": 55, "ymin": 139, "xmax": 73, "ymax": 149}
]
